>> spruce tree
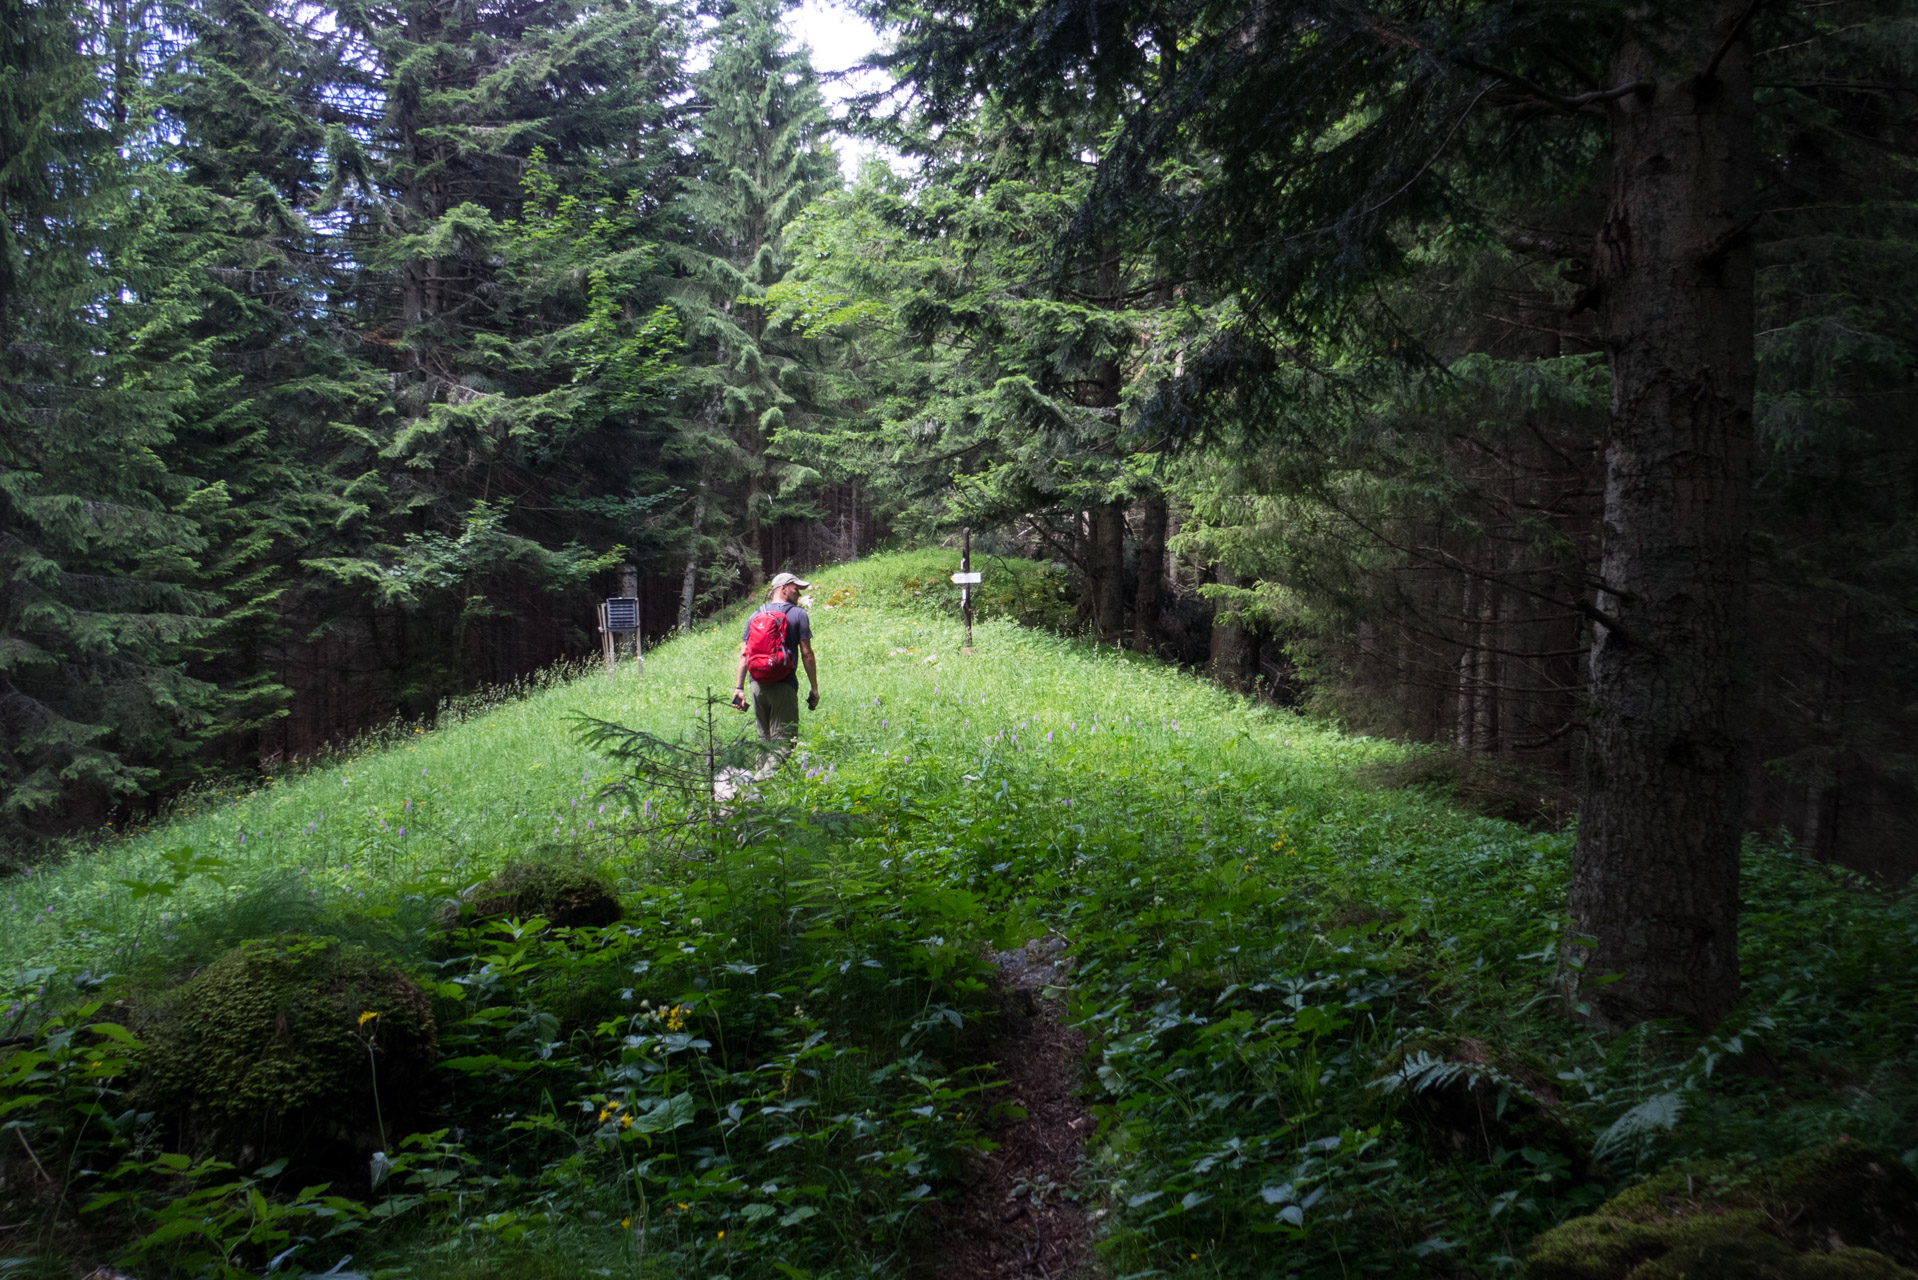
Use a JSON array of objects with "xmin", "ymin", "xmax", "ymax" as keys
[
  {"xmin": 0, "ymin": 0, "xmax": 223, "ymax": 844},
  {"xmin": 671, "ymin": 0, "xmax": 838, "ymax": 600},
  {"xmin": 771, "ymin": 104, "xmax": 1200, "ymax": 644}
]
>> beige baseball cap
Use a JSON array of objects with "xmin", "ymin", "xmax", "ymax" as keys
[{"xmin": 769, "ymin": 572, "xmax": 812, "ymax": 590}]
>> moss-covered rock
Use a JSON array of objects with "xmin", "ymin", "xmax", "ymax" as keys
[
  {"xmin": 460, "ymin": 857, "xmax": 621, "ymax": 930},
  {"xmin": 1371, "ymin": 1034, "xmax": 1586, "ymax": 1164},
  {"xmin": 138, "ymin": 934, "xmax": 437, "ymax": 1174},
  {"xmin": 1522, "ymin": 1140, "xmax": 1918, "ymax": 1279}
]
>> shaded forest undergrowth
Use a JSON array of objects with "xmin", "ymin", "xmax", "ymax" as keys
[{"xmin": 3, "ymin": 552, "xmax": 1916, "ymax": 1279}]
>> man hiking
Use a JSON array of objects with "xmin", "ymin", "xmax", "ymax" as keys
[{"xmin": 731, "ymin": 572, "xmax": 819, "ymax": 750}]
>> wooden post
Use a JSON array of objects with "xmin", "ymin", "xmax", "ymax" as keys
[
  {"xmin": 951, "ymin": 531, "xmax": 982, "ymax": 653},
  {"xmin": 962, "ymin": 528, "xmax": 973, "ymax": 653}
]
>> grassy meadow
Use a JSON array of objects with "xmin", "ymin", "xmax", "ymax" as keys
[{"xmin": 3, "ymin": 550, "xmax": 1915, "ymax": 1279}]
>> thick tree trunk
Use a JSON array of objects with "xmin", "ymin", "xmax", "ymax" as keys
[
  {"xmin": 1089, "ymin": 502, "xmax": 1127, "ymax": 643},
  {"xmin": 1133, "ymin": 492, "xmax": 1168, "ymax": 654},
  {"xmin": 1566, "ymin": 5, "xmax": 1756, "ymax": 1031},
  {"xmin": 1209, "ymin": 563, "xmax": 1247, "ymax": 691}
]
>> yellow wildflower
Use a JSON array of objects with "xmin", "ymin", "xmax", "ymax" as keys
[
  {"xmin": 621, "ymin": 1217, "xmax": 632, "ymax": 1228},
  {"xmin": 358, "ymin": 1010, "xmax": 379, "ymax": 1025},
  {"xmin": 717, "ymin": 1230, "xmax": 725, "ymax": 1241}
]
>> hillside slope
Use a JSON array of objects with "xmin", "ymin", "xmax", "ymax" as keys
[{"xmin": 4, "ymin": 551, "xmax": 1915, "ymax": 1280}]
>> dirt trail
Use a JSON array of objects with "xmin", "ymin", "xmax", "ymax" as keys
[{"xmin": 930, "ymin": 936, "xmax": 1095, "ymax": 1280}]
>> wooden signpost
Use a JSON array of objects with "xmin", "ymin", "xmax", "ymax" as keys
[
  {"xmin": 599, "ymin": 563, "xmax": 643, "ymax": 677},
  {"xmin": 951, "ymin": 526, "xmax": 982, "ymax": 653}
]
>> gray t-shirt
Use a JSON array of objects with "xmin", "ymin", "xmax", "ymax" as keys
[{"xmin": 743, "ymin": 602, "xmax": 811, "ymax": 688}]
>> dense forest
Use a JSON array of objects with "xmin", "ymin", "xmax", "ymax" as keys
[
  {"xmin": 6, "ymin": 1, "xmax": 1918, "ymax": 1272},
  {"xmin": 5, "ymin": 0, "xmax": 1918, "ymax": 961}
]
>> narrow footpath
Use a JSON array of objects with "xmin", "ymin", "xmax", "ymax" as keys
[{"xmin": 931, "ymin": 936, "xmax": 1095, "ymax": 1280}]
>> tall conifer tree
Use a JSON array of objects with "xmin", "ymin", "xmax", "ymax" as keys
[
  {"xmin": 0, "ymin": 0, "xmax": 223, "ymax": 842},
  {"xmin": 672, "ymin": 0, "xmax": 838, "ymax": 604}
]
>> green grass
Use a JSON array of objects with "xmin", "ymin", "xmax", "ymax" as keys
[{"xmin": 4, "ymin": 549, "xmax": 1916, "ymax": 1280}]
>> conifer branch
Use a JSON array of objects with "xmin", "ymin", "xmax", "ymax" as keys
[{"xmin": 1456, "ymin": 59, "xmax": 1651, "ymax": 114}]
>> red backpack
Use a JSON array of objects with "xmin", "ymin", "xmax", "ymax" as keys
[{"xmin": 744, "ymin": 604, "xmax": 797, "ymax": 683}]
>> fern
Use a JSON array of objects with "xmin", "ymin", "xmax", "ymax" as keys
[{"xmin": 1592, "ymin": 1091, "xmax": 1686, "ymax": 1163}]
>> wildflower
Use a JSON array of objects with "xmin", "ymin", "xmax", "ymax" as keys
[
  {"xmin": 359, "ymin": 1010, "xmax": 379, "ymax": 1026},
  {"xmin": 620, "ymin": 1113, "xmax": 633, "ymax": 1128},
  {"xmin": 621, "ymin": 1217, "xmax": 632, "ymax": 1228},
  {"xmin": 717, "ymin": 1231, "xmax": 725, "ymax": 1241}
]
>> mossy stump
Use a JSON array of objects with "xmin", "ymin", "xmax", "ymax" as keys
[
  {"xmin": 139, "ymin": 934, "xmax": 437, "ymax": 1178},
  {"xmin": 459, "ymin": 857, "xmax": 621, "ymax": 930},
  {"xmin": 1522, "ymin": 1140, "xmax": 1918, "ymax": 1279}
]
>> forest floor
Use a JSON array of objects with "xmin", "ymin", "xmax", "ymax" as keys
[{"xmin": 3, "ymin": 550, "xmax": 1917, "ymax": 1280}]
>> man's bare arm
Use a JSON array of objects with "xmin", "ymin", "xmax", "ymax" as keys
[{"xmin": 800, "ymin": 639, "xmax": 818, "ymax": 706}]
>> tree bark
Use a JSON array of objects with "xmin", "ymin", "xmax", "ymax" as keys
[
  {"xmin": 1090, "ymin": 502, "xmax": 1127, "ymax": 643},
  {"xmin": 677, "ymin": 485, "xmax": 706, "ymax": 633},
  {"xmin": 1209, "ymin": 563, "xmax": 1246, "ymax": 691},
  {"xmin": 1132, "ymin": 492, "xmax": 1167, "ymax": 653},
  {"xmin": 1566, "ymin": 3, "xmax": 1756, "ymax": 1031}
]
